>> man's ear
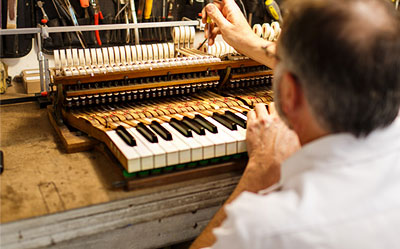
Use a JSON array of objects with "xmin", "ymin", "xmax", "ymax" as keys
[{"xmin": 280, "ymin": 72, "xmax": 303, "ymax": 115}]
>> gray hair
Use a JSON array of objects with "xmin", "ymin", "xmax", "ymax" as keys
[{"xmin": 278, "ymin": 0, "xmax": 400, "ymax": 136}]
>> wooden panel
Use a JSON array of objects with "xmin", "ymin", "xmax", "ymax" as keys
[
  {"xmin": 230, "ymin": 70, "xmax": 273, "ymax": 79},
  {"xmin": 65, "ymin": 76, "xmax": 220, "ymax": 97}
]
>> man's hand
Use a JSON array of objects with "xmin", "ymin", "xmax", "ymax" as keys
[
  {"xmin": 201, "ymin": 0, "xmax": 277, "ymax": 68},
  {"xmin": 202, "ymin": 0, "xmax": 257, "ymax": 51},
  {"xmin": 243, "ymin": 103, "xmax": 300, "ymax": 191}
]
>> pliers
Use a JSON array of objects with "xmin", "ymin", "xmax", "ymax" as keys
[{"xmin": 91, "ymin": 0, "xmax": 104, "ymax": 46}]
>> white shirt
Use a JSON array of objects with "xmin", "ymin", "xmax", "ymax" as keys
[{"xmin": 210, "ymin": 117, "xmax": 400, "ymax": 249}]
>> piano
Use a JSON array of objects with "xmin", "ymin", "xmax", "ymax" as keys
[{"xmin": 49, "ymin": 23, "xmax": 279, "ymax": 188}]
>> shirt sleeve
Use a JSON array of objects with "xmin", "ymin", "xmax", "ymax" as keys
[
  {"xmin": 207, "ymin": 189, "xmax": 299, "ymax": 249},
  {"xmin": 209, "ymin": 192, "xmax": 263, "ymax": 249}
]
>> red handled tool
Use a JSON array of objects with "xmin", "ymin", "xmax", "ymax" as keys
[{"xmin": 90, "ymin": 0, "xmax": 104, "ymax": 46}]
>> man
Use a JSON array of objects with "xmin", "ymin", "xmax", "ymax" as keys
[{"xmin": 190, "ymin": 0, "xmax": 400, "ymax": 248}]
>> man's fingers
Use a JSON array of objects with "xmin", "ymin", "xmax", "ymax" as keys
[
  {"xmin": 247, "ymin": 109, "xmax": 256, "ymax": 123},
  {"xmin": 254, "ymin": 103, "xmax": 269, "ymax": 118},
  {"xmin": 201, "ymin": 8, "xmax": 207, "ymax": 24},
  {"xmin": 269, "ymin": 102, "xmax": 276, "ymax": 115},
  {"xmin": 211, "ymin": 26, "xmax": 220, "ymax": 37},
  {"xmin": 205, "ymin": 3, "xmax": 231, "ymax": 29}
]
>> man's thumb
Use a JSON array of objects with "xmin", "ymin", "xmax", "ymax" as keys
[{"xmin": 205, "ymin": 4, "xmax": 230, "ymax": 28}]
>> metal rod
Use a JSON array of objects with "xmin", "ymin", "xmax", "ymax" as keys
[
  {"xmin": 0, "ymin": 21, "xmax": 199, "ymax": 36},
  {"xmin": 36, "ymin": 32, "xmax": 45, "ymax": 93}
]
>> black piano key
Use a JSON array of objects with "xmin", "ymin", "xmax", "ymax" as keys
[
  {"xmin": 182, "ymin": 117, "xmax": 206, "ymax": 135},
  {"xmin": 194, "ymin": 114, "xmax": 218, "ymax": 133},
  {"xmin": 116, "ymin": 126, "xmax": 137, "ymax": 147},
  {"xmin": 136, "ymin": 123, "xmax": 158, "ymax": 143},
  {"xmin": 169, "ymin": 118, "xmax": 193, "ymax": 137},
  {"xmin": 150, "ymin": 121, "xmax": 173, "ymax": 141},
  {"xmin": 224, "ymin": 111, "xmax": 247, "ymax": 128},
  {"xmin": 212, "ymin": 113, "xmax": 238, "ymax": 131}
]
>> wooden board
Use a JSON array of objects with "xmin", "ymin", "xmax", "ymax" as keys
[{"xmin": 47, "ymin": 105, "xmax": 97, "ymax": 153}]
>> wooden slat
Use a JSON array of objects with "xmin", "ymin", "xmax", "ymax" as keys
[
  {"xmin": 230, "ymin": 70, "xmax": 273, "ymax": 79},
  {"xmin": 65, "ymin": 76, "xmax": 220, "ymax": 97}
]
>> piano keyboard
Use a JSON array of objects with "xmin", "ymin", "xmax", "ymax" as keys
[
  {"xmin": 65, "ymin": 89, "xmax": 272, "ymax": 174},
  {"xmin": 50, "ymin": 22, "xmax": 276, "ymax": 178}
]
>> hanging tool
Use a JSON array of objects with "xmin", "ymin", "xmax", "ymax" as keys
[
  {"xmin": 143, "ymin": 0, "xmax": 153, "ymax": 42},
  {"xmin": 80, "ymin": 0, "xmax": 90, "ymax": 18},
  {"xmin": 162, "ymin": 0, "xmax": 167, "ymax": 41},
  {"xmin": 137, "ymin": 0, "xmax": 145, "ymax": 22},
  {"xmin": 37, "ymin": 1, "xmax": 49, "ymax": 24},
  {"xmin": 90, "ymin": 0, "xmax": 104, "ymax": 46},
  {"xmin": 264, "ymin": 0, "xmax": 282, "ymax": 22},
  {"xmin": 167, "ymin": 0, "xmax": 174, "ymax": 20},
  {"xmin": 80, "ymin": 0, "xmax": 89, "ymax": 8},
  {"xmin": 144, "ymin": 0, "xmax": 153, "ymax": 20},
  {"xmin": 7, "ymin": 0, "xmax": 18, "ymax": 29},
  {"xmin": 51, "ymin": 0, "xmax": 73, "ymax": 44},
  {"xmin": 63, "ymin": 0, "xmax": 87, "ymax": 48},
  {"xmin": 130, "ymin": 0, "xmax": 140, "ymax": 44},
  {"xmin": 120, "ymin": 0, "xmax": 130, "ymax": 43}
]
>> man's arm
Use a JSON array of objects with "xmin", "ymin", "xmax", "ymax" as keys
[
  {"xmin": 190, "ymin": 104, "xmax": 300, "ymax": 249},
  {"xmin": 202, "ymin": 0, "xmax": 278, "ymax": 68}
]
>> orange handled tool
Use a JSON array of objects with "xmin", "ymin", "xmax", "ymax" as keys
[
  {"xmin": 90, "ymin": 0, "xmax": 104, "ymax": 45},
  {"xmin": 80, "ymin": 0, "xmax": 89, "ymax": 8}
]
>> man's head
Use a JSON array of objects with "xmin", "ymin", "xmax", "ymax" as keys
[{"xmin": 274, "ymin": 0, "xmax": 400, "ymax": 138}]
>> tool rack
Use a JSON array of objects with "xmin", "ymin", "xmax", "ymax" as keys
[{"xmin": 0, "ymin": 20, "xmax": 200, "ymax": 96}]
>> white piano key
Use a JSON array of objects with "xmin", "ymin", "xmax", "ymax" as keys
[
  {"xmin": 157, "ymin": 123, "xmax": 191, "ymax": 164},
  {"xmin": 150, "ymin": 128, "xmax": 180, "ymax": 166},
  {"xmin": 191, "ymin": 131, "xmax": 215, "ymax": 160},
  {"xmin": 161, "ymin": 123, "xmax": 203, "ymax": 161},
  {"xmin": 197, "ymin": 116, "xmax": 237, "ymax": 155},
  {"xmin": 202, "ymin": 129, "xmax": 226, "ymax": 157},
  {"xmin": 128, "ymin": 128, "xmax": 166, "ymax": 169},
  {"xmin": 206, "ymin": 117, "xmax": 247, "ymax": 153},
  {"xmin": 106, "ymin": 130, "xmax": 141, "ymax": 173},
  {"xmin": 119, "ymin": 128, "xmax": 153, "ymax": 170}
]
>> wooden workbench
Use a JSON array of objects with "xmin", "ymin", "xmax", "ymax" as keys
[{"xmin": 0, "ymin": 101, "xmax": 242, "ymax": 249}]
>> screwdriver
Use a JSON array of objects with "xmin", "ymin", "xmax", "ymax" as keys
[{"xmin": 264, "ymin": 0, "xmax": 282, "ymax": 22}]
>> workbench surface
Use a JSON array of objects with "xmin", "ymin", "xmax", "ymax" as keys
[{"xmin": 0, "ymin": 102, "xmax": 241, "ymax": 249}]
